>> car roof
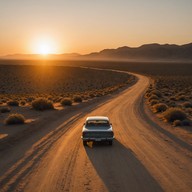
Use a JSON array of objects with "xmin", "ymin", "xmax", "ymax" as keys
[{"xmin": 86, "ymin": 116, "xmax": 109, "ymax": 121}]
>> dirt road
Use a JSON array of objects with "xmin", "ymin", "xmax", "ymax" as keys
[{"xmin": 0, "ymin": 73, "xmax": 191, "ymax": 192}]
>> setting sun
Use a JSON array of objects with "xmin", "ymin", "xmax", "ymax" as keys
[
  {"xmin": 37, "ymin": 43, "xmax": 52, "ymax": 55},
  {"xmin": 32, "ymin": 37, "xmax": 59, "ymax": 55}
]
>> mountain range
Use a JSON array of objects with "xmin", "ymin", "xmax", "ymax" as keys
[{"xmin": 1, "ymin": 43, "xmax": 192, "ymax": 61}]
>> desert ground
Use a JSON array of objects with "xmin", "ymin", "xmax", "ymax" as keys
[
  {"xmin": 0, "ymin": 64, "xmax": 135, "ymax": 141},
  {"xmin": 0, "ymin": 60, "xmax": 191, "ymax": 192}
]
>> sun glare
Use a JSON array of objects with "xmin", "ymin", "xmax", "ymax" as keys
[
  {"xmin": 32, "ymin": 37, "xmax": 58, "ymax": 55},
  {"xmin": 38, "ymin": 43, "xmax": 52, "ymax": 55}
]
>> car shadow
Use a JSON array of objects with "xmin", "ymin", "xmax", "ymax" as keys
[{"xmin": 85, "ymin": 139, "xmax": 163, "ymax": 192}]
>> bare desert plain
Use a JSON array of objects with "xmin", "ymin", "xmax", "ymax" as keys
[{"xmin": 0, "ymin": 60, "xmax": 192, "ymax": 192}]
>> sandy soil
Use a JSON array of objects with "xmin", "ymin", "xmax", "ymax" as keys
[{"xmin": 0, "ymin": 72, "xmax": 191, "ymax": 192}]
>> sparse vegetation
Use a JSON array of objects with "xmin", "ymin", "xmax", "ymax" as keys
[
  {"xmin": 148, "ymin": 95, "xmax": 159, "ymax": 102},
  {"xmin": 0, "ymin": 64, "xmax": 137, "ymax": 137},
  {"xmin": 181, "ymin": 119, "xmax": 191, "ymax": 126},
  {"xmin": 61, "ymin": 98, "xmax": 72, "ymax": 106},
  {"xmin": 0, "ymin": 107, "xmax": 11, "ymax": 113},
  {"xmin": 73, "ymin": 96, "xmax": 82, "ymax": 103},
  {"xmin": 32, "ymin": 98, "xmax": 54, "ymax": 111},
  {"xmin": 173, "ymin": 120, "xmax": 182, "ymax": 127},
  {"xmin": 153, "ymin": 103, "xmax": 168, "ymax": 113},
  {"xmin": 162, "ymin": 108, "xmax": 187, "ymax": 122},
  {"xmin": 0, "ymin": 61, "xmax": 191, "ymax": 131},
  {"xmin": 144, "ymin": 73, "xmax": 192, "ymax": 127},
  {"xmin": 149, "ymin": 99, "xmax": 159, "ymax": 106},
  {"xmin": 0, "ymin": 65, "xmax": 135, "ymax": 113},
  {"xmin": 20, "ymin": 100, "xmax": 26, "ymax": 106},
  {"xmin": 5, "ymin": 113, "xmax": 25, "ymax": 125},
  {"xmin": 71, "ymin": 61, "xmax": 191, "ymax": 127},
  {"xmin": 182, "ymin": 102, "xmax": 192, "ymax": 108},
  {"xmin": 0, "ymin": 65, "xmax": 131, "ymax": 94},
  {"xmin": 7, "ymin": 100, "xmax": 19, "ymax": 106}
]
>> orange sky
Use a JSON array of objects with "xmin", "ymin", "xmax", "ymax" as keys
[{"xmin": 0, "ymin": 0, "xmax": 192, "ymax": 56}]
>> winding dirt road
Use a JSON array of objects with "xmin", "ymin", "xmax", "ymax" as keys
[{"xmin": 0, "ymin": 72, "xmax": 192, "ymax": 192}]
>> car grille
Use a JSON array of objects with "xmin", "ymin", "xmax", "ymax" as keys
[{"xmin": 83, "ymin": 131, "xmax": 113, "ymax": 138}]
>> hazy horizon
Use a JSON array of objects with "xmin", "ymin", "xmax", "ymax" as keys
[{"xmin": 0, "ymin": 0, "xmax": 192, "ymax": 56}]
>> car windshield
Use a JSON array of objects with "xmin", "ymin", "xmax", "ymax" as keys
[{"xmin": 85, "ymin": 120, "xmax": 110, "ymax": 129}]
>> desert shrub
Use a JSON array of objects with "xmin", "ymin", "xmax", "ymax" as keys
[
  {"xmin": 168, "ymin": 101, "xmax": 177, "ymax": 107},
  {"xmin": 7, "ymin": 100, "xmax": 19, "ymax": 106},
  {"xmin": 164, "ymin": 92, "xmax": 170, "ymax": 96},
  {"xmin": 47, "ymin": 96, "xmax": 53, "ymax": 101},
  {"xmin": 148, "ymin": 95, "xmax": 159, "ymax": 102},
  {"xmin": 5, "ymin": 113, "xmax": 25, "ymax": 125},
  {"xmin": 0, "ymin": 107, "xmax": 11, "ymax": 113},
  {"xmin": 162, "ymin": 108, "xmax": 187, "ymax": 122},
  {"xmin": 26, "ymin": 97, "xmax": 34, "ymax": 102},
  {"xmin": 20, "ymin": 100, "xmax": 26, "ymax": 106},
  {"xmin": 153, "ymin": 103, "xmax": 168, "ymax": 113},
  {"xmin": 89, "ymin": 93, "xmax": 95, "ymax": 98},
  {"xmin": 177, "ymin": 95, "xmax": 186, "ymax": 101},
  {"xmin": 73, "ymin": 96, "xmax": 82, "ymax": 103},
  {"xmin": 181, "ymin": 119, "xmax": 191, "ymax": 126},
  {"xmin": 186, "ymin": 108, "xmax": 192, "ymax": 115},
  {"xmin": 1, "ymin": 99, "xmax": 7, "ymax": 103},
  {"xmin": 170, "ymin": 96, "xmax": 176, "ymax": 101},
  {"xmin": 145, "ymin": 91, "xmax": 151, "ymax": 98},
  {"xmin": 151, "ymin": 90, "xmax": 162, "ymax": 97},
  {"xmin": 149, "ymin": 99, "xmax": 159, "ymax": 106},
  {"xmin": 54, "ymin": 97, "xmax": 62, "ymax": 102},
  {"xmin": 83, "ymin": 94, "xmax": 89, "ymax": 100},
  {"xmin": 173, "ymin": 120, "xmax": 182, "ymax": 127},
  {"xmin": 182, "ymin": 102, "xmax": 192, "ymax": 108},
  {"xmin": 61, "ymin": 98, "xmax": 72, "ymax": 106},
  {"xmin": 32, "ymin": 98, "xmax": 54, "ymax": 111}
]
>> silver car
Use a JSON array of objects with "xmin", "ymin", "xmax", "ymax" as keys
[{"xmin": 81, "ymin": 116, "xmax": 114, "ymax": 146}]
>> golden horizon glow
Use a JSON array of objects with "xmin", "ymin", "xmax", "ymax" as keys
[
  {"xmin": 31, "ymin": 37, "xmax": 60, "ymax": 55},
  {"xmin": 0, "ymin": 1, "xmax": 192, "ymax": 56}
]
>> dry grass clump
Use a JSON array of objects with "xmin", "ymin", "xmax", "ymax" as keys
[
  {"xmin": 26, "ymin": 97, "xmax": 35, "ymax": 102},
  {"xmin": 7, "ymin": 100, "xmax": 19, "ymax": 106},
  {"xmin": 173, "ymin": 120, "xmax": 182, "ymax": 127},
  {"xmin": 162, "ymin": 108, "xmax": 187, "ymax": 123},
  {"xmin": 181, "ymin": 119, "xmax": 191, "ymax": 126},
  {"xmin": 153, "ymin": 103, "xmax": 168, "ymax": 113},
  {"xmin": 176, "ymin": 95, "xmax": 187, "ymax": 101},
  {"xmin": 182, "ymin": 102, "xmax": 192, "ymax": 108},
  {"xmin": 149, "ymin": 99, "xmax": 159, "ymax": 106},
  {"xmin": 20, "ymin": 100, "xmax": 26, "ymax": 106},
  {"xmin": 5, "ymin": 113, "xmax": 25, "ymax": 125},
  {"xmin": 151, "ymin": 90, "xmax": 162, "ymax": 97},
  {"xmin": 148, "ymin": 95, "xmax": 159, "ymax": 102},
  {"xmin": 173, "ymin": 119, "xmax": 191, "ymax": 127},
  {"xmin": 32, "ymin": 98, "xmax": 54, "ymax": 111},
  {"xmin": 73, "ymin": 96, "xmax": 82, "ymax": 103},
  {"xmin": 168, "ymin": 101, "xmax": 177, "ymax": 107},
  {"xmin": 0, "ymin": 107, "xmax": 11, "ymax": 113},
  {"xmin": 0, "ymin": 99, "xmax": 7, "ymax": 103},
  {"xmin": 61, "ymin": 98, "xmax": 72, "ymax": 106},
  {"xmin": 89, "ymin": 93, "xmax": 95, "ymax": 98}
]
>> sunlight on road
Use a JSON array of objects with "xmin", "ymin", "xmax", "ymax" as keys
[{"xmin": 87, "ymin": 141, "xmax": 93, "ymax": 148}]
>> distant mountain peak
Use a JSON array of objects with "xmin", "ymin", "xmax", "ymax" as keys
[
  {"xmin": 83, "ymin": 42, "xmax": 192, "ymax": 61},
  {"xmin": 1, "ymin": 43, "xmax": 192, "ymax": 61}
]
